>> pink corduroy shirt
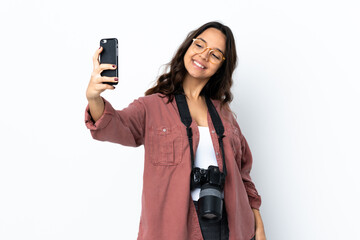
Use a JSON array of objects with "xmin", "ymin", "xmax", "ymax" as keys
[{"xmin": 85, "ymin": 93, "xmax": 262, "ymax": 240}]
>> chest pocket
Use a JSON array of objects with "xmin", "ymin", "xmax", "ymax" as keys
[{"xmin": 148, "ymin": 125, "xmax": 183, "ymax": 166}]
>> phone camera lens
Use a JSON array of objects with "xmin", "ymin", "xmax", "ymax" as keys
[{"xmin": 101, "ymin": 39, "xmax": 107, "ymax": 43}]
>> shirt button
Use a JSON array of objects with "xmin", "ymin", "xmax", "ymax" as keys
[
  {"xmin": 212, "ymin": 130, "xmax": 215, "ymax": 134},
  {"xmin": 162, "ymin": 128, "xmax": 167, "ymax": 132},
  {"xmin": 216, "ymin": 152, "xmax": 219, "ymax": 155}
]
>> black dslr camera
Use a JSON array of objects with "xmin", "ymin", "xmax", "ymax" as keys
[{"xmin": 191, "ymin": 165, "xmax": 226, "ymax": 222}]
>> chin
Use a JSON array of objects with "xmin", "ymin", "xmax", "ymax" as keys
[{"xmin": 185, "ymin": 65, "xmax": 209, "ymax": 80}]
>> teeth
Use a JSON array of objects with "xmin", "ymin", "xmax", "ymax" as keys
[{"xmin": 194, "ymin": 60, "xmax": 205, "ymax": 69}]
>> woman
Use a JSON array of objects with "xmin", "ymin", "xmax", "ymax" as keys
[{"xmin": 85, "ymin": 21, "xmax": 266, "ymax": 240}]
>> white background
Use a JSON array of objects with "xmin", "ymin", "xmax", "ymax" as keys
[{"xmin": 0, "ymin": 0, "xmax": 359, "ymax": 239}]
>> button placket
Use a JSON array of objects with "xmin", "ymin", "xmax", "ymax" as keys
[{"xmin": 212, "ymin": 130, "xmax": 222, "ymax": 169}]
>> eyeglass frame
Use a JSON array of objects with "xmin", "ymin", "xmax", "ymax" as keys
[{"xmin": 191, "ymin": 38, "xmax": 226, "ymax": 64}]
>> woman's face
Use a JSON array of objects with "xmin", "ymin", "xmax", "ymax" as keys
[{"xmin": 183, "ymin": 27, "xmax": 226, "ymax": 82}]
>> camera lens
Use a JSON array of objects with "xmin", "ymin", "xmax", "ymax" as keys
[{"xmin": 198, "ymin": 183, "xmax": 223, "ymax": 222}]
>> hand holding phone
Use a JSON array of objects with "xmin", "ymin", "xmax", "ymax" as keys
[
  {"xmin": 99, "ymin": 38, "xmax": 118, "ymax": 86},
  {"xmin": 86, "ymin": 40, "xmax": 119, "ymax": 101}
]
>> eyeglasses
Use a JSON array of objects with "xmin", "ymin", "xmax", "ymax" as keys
[{"xmin": 191, "ymin": 38, "xmax": 226, "ymax": 64}]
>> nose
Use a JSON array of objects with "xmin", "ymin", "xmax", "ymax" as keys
[{"xmin": 199, "ymin": 48, "xmax": 211, "ymax": 61}]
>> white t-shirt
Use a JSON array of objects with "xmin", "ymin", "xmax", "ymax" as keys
[{"xmin": 191, "ymin": 126, "xmax": 220, "ymax": 201}]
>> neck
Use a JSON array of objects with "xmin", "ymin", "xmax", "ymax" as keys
[{"xmin": 182, "ymin": 74, "xmax": 209, "ymax": 101}]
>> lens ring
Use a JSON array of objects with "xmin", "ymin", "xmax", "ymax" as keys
[
  {"xmin": 209, "ymin": 50, "xmax": 223, "ymax": 64},
  {"xmin": 193, "ymin": 39, "xmax": 205, "ymax": 54}
]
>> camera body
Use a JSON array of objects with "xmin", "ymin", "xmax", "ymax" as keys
[{"xmin": 191, "ymin": 165, "xmax": 225, "ymax": 222}]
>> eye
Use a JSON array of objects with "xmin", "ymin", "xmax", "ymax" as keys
[
  {"xmin": 211, "ymin": 52, "xmax": 222, "ymax": 60},
  {"xmin": 195, "ymin": 43, "xmax": 204, "ymax": 48},
  {"xmin": 212, "ymin": 53, "xmax": 221, "ymax": 60}
]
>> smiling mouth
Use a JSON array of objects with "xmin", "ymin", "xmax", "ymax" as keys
[{"xmin": 192, "ymin": 60, "xmax": 206, "ymax": 69}]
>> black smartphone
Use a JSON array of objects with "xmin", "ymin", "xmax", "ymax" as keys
[{"xmin": 99, "ymin": 38, "xmax": 118, "ymax": 86}]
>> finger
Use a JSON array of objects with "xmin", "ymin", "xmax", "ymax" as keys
[
  {"xmin": 95, "ymin": 63, "xmax": 117, "ymax": 75},
  {"xmin": 95, "ymin": 77, "xmax": 119, "ymax": 84},
  {"xmin": 92, "ymin": 46, "xmax": 103, "ymax": 69},
  {"xmin": 99, "ymin": 76, "xmax": 119, "ymax": 84},
  {"xmin": 94, "ymin": 83, "xmax": 116, "ymax": 91},
  {"xmin": 99, "ymin": 63, "xmax": 116, "ymax": 71}
]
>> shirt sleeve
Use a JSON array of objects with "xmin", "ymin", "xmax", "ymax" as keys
[
  {"xmin": 239, "ymin": 133, "xmax": 262, "ymax": 210},
  {"xmin": 84, "ymin": 96, "xmax": 146, "ymax": 147},
  {"xmin": 230, "ymin": 115, "xmax": 262, "ymax": 210}
]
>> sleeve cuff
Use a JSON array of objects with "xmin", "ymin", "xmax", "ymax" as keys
[
  {"xmin": 84, "ymin": 97, "xmax": 115, "ymax": 131},
  {"xmin": 249, "ymin": 195, "xmax": 262, "ymax": 210},
  {"xmin": 244, "ymin": 181, "xmax": 262, "ymax": 210}
]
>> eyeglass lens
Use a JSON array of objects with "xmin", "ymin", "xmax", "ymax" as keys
[{"xmin": 193, "ymin": 39, "xmax": 224, "ymax": 64}]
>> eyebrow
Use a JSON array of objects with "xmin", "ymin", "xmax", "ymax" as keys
[{"xmin": 198, "ymin": 37, "xmax": 225, "ymax": 55}]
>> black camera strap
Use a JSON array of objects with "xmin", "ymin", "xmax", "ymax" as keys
[{"xmin": 175, "ymin": 94, "xmax": 227, "ymax": 177}]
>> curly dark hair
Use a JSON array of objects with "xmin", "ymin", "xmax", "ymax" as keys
[{"xmin": 145, "ymin": 21, "xmax": 237, "ymax": 113}]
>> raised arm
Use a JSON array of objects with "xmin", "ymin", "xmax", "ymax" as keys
[
  {"xmin": 84, "ymin": 46, "xmax": 145, "ymax": 147},
  {"xmin": 86, "ymin": 46, "xmax": 118, "ymax": 122}
]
